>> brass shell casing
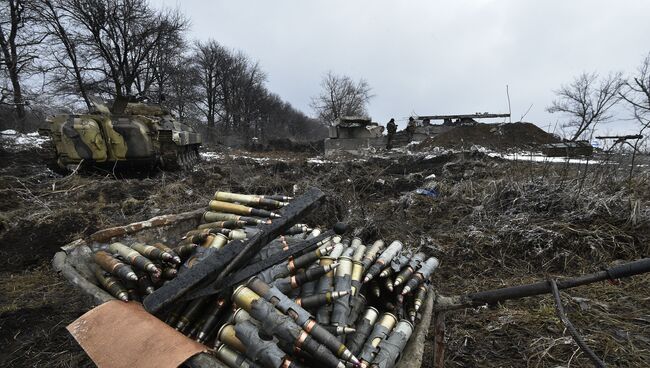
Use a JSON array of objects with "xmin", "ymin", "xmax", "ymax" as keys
[
  {"xmin": 209, "ymin": 200, "xmax": 252, "ymax": 216},
  {"xmin": 218, "ymin": 324, "xmax": 246, "ymax": 353},
  {"xmin": 209, "ymin": 233, "xmax": 229, "ymax": 249},
  {"xmin": 215, "ymin": 344, "xmax": 251, "ymax": 368},
  {"xmin": 232, "ymin": 285, "xmax": 260, "ymax": 312}
]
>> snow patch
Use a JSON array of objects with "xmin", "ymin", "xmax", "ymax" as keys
[{"xmin": 0, "ymin": 130, "xmax": 48, "ymax": 152}]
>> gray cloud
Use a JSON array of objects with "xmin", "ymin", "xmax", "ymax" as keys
[{"xmin": 154, "ymin": 0, "xmax": 650, "ymax": 135}]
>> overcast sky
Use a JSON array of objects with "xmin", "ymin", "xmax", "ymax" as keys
[{"xmin": 154, "ymin": 0, "xmax": 650, "ymax": 136}]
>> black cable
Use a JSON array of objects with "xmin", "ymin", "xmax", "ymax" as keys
[{"xmin": 549, "ymin": 279, "xmax": 606, "ymax": 368}]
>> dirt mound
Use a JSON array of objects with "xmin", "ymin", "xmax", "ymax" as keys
[{"xmin": 418, "ymin": 122, "xmax": 561, "ymax": 150}]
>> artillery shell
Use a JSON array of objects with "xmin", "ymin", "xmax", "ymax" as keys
[
  {"xmin": 379, "ymin": 266, "xmax": 394, "ymax": 279},
  {"xmin": 370, "ymin": 281, "xmax": 381, "ymax": 298},
  {"xmin": 261, "ymin": 194, "xmax": 293, "ymax": 202},
  {"xmin": 363, "ymin": 241, "xmax": 402, "ymax": 283},
  {"xmin": 369, "ymin": 320, "xmax": 414, "ymax": 368},
  {"xmin": 346, "ymin": 307, "xmax": 379, "ymax": 356},
  {"xmin": 295, "ymin": 290, "xmax": 349, "ymax": 309},
  {"xmin": 323, "ymin": 325, "xmax": 356, "ymax": 335},
  {"xmin": 218, "ymin": 324, "xmax": 247, "ymax": 353},
  {"xmin": 172, "ymin": 243, "xmax": 198, "ymax": 259},
  {"xmin": 135, "ymin": 270, "xmax": 155, "ymax": 295},
  {"xmin": 209, "ymin": 200, "xmax": 281, "ymax": 219},
  {"xmin": 401, "ymin": 257, "xmax": 439, "ymax": 295},
  {"xmin": 175, "ymin": 297, "xmax": 207, "ymax": 332},
  {"xmin": 215, "ymin": 343, "xmax": 260, "ymax": 368},
  {"xmin": 352, "ymin": 244, "xmax": 366, "ymax": 263},
  {"xmin": 350, "ymin": 260, "xmax": 364, "ymax": 296},
  {"xmin": 209, "ymin": 233, "xmax": 229, "ymax": 249},
  {"xmin": 287, "ymin": 244, "xmax": 334, "ymax": 273},
  {"xmin": 358, "ymin": 313, "xmax": 398, "ymax": 366},
  {"xmin": 93, "ymin": 250, "xmax": 138, "ymax": 281},
  {"xmin": 108, "ymin": 242, "xmax": 160, "ymax": 275},
  {"xmin": 246, "ymin": 278, "xmax": 360, "ymax": 365},
  {"xmin": 151, "ymin": 242, "xmax": 181, "ymax": 264},
  {"xmin": 414, "ymin": 284, "xmax": 428, "ymax": 312},
  {"xmin": 394, "ymin": 252, "xmax": 426, "ymax": 287},
  {"xmin": 232, "ymin": 286, "xmax": 345, "ymax": 368},
  {"xmin": 228, "ymin": 229, "xmax": 247, "ymax": 241},
  {"xmin": 384, "ymin": 277, "xmax": 394, "ymax": 293},
  {"xmin": 92, "ymin": 264, "xmax": 128, "ymax": 302},
  {"xmin": 196, "ymin": 298, "xmax": 227, "ymax": 343},
  {"xmin": 214, "ymin": 191, "xmax": 285, "ymax": 209},
  {"xmin": 197, "ymin": 220, "xmax": 246, "ymax": 230},
  {"xmin": 161, "ymin": 267, "xmax": 178, "ymax": 280},
  {"xmin": 130, "ymin": 242, "xmax": 174, "ymax": 263},
  {"xmin": 203, "ymin": 211, "xmax": 269, "ymax": 225},
  {"xmin": 361, "ymin": 240, "xmax": 385, "ymax": 271}
]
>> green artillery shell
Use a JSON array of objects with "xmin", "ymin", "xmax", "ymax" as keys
[
  {"xmin": 172, "ymin": 243, "xmax": 198, "ymax": 259},
  {"xmin": 363, "ymin": 241, "xmax": 402, "ymax": 283},
  {"xmin": 414, "ymin": 284, "xmax": 428, "ymax": 312},
  {"xmin": 93, "ymin": 250, "xmax": 137, "ymax": 281},
  {"xmin": 361, "ymin": 240, "xmax": 385, "ymax": 271},
  {"xmin": 134, "ymin": 270, "xmax": 155, "ymax": 295},
  {"xmin": 203, "ymin": 211, "xmax": 268, "ymax": 225},
  {"xmin": 347, "ymin": 307, "xmax": 379, "ymax": 356},
  {"xmin": 214, "ymin": 191, "xmax": 285, "ymax": 209},
  {"xmin": 218, "ymin": 324, "xmax": 247, "ymax": 353},
  {"xmin": 295, "ymin": 290, "xmax": 350, "ymax": 309},
  {"xmin": 151, "ymin": 242, "xmax": 181, "ymax": 264},
  {"xmin": 394, "ymin": 252, "xmax": 426, "ymax": 287},
  {"xmin": 209, "ymin": 200, "xmax": 281, "ymax": 219},
  {"xmin": 196, "ymin": 298, "xmax": 227, "ymax": 343},
  {"xmin": 215, "ymin": 343, "xmax": 261, "ymax": 368},
  {"xmin": 369, "ymin": 320, "xmax": 414, "ymax": 368},
  {"xmin": 108, "ymin": 242, "xmax": 160, "ymax": 275},
  {"xmin": 174, "ymin": 297, "xmax": 207, "ymax": 332},
  {"xmin": 246, "ymin": 278, "xmax": 359, "ymax": 365},
  {"xmin": 92, "ymin": 264, "xmax": 128, "ymax": 302},
  {"xmin": 130, "ymin": 242, "xmax": 174, "ymax": 263},
  {"xmin": 359, "ymin": 313, "xmax": 398, "ymax": 365},
  {"xmin": 233, "ymin": 286, "xmax": 347, "ymax": 368},
  {"xmin": 401, "ymin": 257, "xmax": 440, "ymax": 295}
]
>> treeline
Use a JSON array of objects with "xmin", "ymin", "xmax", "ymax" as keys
[{"xmin": 0, "ymin": 0, "xmax": 326, "ymax": 143}]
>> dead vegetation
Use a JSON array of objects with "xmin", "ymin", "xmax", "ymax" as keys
[{"xmin": 0, "ymin": 144, "xmax": 649, "ymax": 367}]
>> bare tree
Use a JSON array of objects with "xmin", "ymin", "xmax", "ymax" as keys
[
  {"xmin": 33, "ymin": 0, "xmax": 92, "ymax": 109},
  {"xmin": 621, "ymin": 53, "xmax": 650, "ymax": 134},
  {"xmin": 0, "ymin": 0, "xmax": 43, "ymax": 124},
  {"xmin": 193, "ymin": 40, "xmax": 231, "ymax": 127},
  {"xmin": 547, "ymin": 72, "xmax": 624, "ymax": 141},
  {"xmin": 310, "ymin": 71, "xmax": 373, "ymax": 123},
  {"xmin": 61, "ymin": 0, "xmax": 188, "ymax": 97},
  {"xmin": 620, "ymin": 52, "xmax": 650, "ymax": 178}
]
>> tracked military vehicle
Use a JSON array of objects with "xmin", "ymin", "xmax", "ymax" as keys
[{"xmin": 40, "ymin": 96, "xmax": 202, "ymax": 171}]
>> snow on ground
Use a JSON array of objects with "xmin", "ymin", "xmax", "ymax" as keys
[
  {"xmin": 199, "ymin": 151, "xmax": 225, "ymax": 162},
  {"xmin": 486, "ymin": 151, "xmax": 600, "ymax": 164},
  {"xmin": 1, "ymin": 130, "xmax": 49, "ymax": 152}
]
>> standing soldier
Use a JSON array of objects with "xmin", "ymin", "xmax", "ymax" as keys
[
  {"xmin": 406, "ymin": 117, "xmax": 417, "ymax": 142},
  {"xmin": 386, "ymin": 118, "xmax": 397, "ymax": 149}
]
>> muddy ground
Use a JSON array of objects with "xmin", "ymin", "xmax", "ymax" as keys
[{"xmin": 1, "ymin": 143, "xmax": 649, "ymax": 368}]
